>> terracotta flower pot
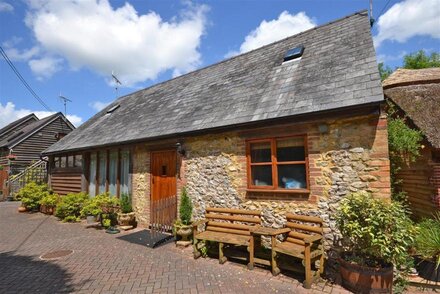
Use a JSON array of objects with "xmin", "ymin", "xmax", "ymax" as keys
[
  {"xmin": 339, "ymin": 257, "xmax": 393, "ymax": 294},
  {"xmin": 18, "ymin": 206, "xmax": 27, "ymax": 213},
  {"xmin": 117, "ymin": 212, "xmax": 135, "ymax": 226}
]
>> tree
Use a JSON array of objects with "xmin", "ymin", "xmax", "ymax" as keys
[
  {"xmin": 378, "ymin": 62, "xmax": 393, "ymax": 81},
  {"xmin": 403, "ymin": 50, "xmax": 440, "ymax": 69}
]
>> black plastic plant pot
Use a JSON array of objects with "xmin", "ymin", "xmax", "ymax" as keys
[{"xmin": 415, "ymin": 257, "xmax": 440, "ymax": 282}]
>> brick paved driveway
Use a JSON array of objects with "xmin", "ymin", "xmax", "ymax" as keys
[{"xmin": 0, "ymin": 202, "xmax": 351, "ymax": 294}]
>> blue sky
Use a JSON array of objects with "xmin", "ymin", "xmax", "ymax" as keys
[{"xmin": 0, "ymin": 0, "xmax": 439, "ymax": 127}]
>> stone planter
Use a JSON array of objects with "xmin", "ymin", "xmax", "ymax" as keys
[
  {"xmin": 117, "ymin": 212, "xmax": 135, "ymax": 230},
  {"xmin": 175, "ymin": 223, "xmax": 193, "ymax": 247},
  {"xmin": 339, "ymin": 257, "xmax": 393, "ymax": 294}
]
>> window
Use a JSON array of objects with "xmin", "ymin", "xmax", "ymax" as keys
[
  {"xmin": 67, "ymin": 155, "xmax": 74, "ymax": 167},
  {"xmin": 54, "ymin": 156, "xmax": 61, "ymax": 168},
  {"xmin": 74, "ymin": 155, "xmax": 82, "ymax": 167},
  {"xmin": 98, "ymin": 152, "xmax": 107, "ymax": 194},
  {"xmin": 108, "ymin": 151, "xmax": 117, "ymax": 196},
  {"xmin": 247, "ymin": 136, "xmax": 308, "ymax": 191},
  {"xmin": 60, "ymin": 156, "xmax": 67, "ymax": 168}
]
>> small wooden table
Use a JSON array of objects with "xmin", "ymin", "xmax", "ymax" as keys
[{"xmin": 250, "ymin": 227, "xmax": 290, "ymax": 267}]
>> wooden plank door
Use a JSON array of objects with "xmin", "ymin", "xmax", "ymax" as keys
[{"xmin": 150, "ymin": 150, "xmax": 177, "ymax": 233}]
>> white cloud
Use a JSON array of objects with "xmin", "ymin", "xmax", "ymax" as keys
[
  {"xmin": 376, "ymin": 51, "xmax": 407, "ymax": 64},
  {"xmin": 0, "ymin": 1, "xmax": 13, "ymax": 12},
  {"xmin": 89, "ymin": 101, "xmax": 111, "ymax": 112},
  {"xmin": 0, "ymin": 102, "xmax": 83, "ymax": 128},
  {"xmin": 22, "ymin": 0, "xmax": 208, "ymax": 85},
  {"xmin": 227, "ymin": 11, "xmax": 316, "ymax": 57},
  {"xmin": 28, "ymin": 56, "xmax": 63, "ymax": 80},
  {"xmin": 374, "ymin": 0, "xmax": 440, "ymax": 47}
]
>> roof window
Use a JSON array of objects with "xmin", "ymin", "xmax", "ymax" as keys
[
  {"xmin": 106, "ymin": 104, "xmax": 120, "ymax": 114},
  {"xmin": 283, "ymin": 45, "xmax": 304, "ymax": 62}
]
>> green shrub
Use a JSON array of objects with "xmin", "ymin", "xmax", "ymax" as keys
[
  {"xmin": 120, "ymin": 193, "xmax": 133, "ymax": 213},
  {"xmin": 336, "ymin": 191, "xmax": 415, "ymax": 268},
  {"xmin": 179, "ymin": 187, "xmax": 192, "ymax": 225},
  {"xmin": 416, "ymin": 213, "xmax": 440, "ymax": 269},
  {"xmin": 80, "ymin": 193, "xmax": 120, "ymax": 227},
  {"xmin": 39, "ymin": 193, "xmax": 59, "ymax": 207},
  {"xmin": 18, "ymin": 182, "xmax": 49, "ymax": 210},
  {"xmin": 55, "ymin": 192, "xmax": 89, "ymax": 222}
]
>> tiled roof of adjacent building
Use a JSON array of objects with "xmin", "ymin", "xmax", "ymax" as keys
[
  {"xmin": 44, "ymin": 10, "xmax": 383, "ymax": 155},
  {"xmin": 384, "ymin": 68, "xmax": 440, "ymax": 149}
]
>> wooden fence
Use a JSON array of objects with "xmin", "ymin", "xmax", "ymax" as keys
[{"xmin": 150, "ymin": 195, "xmax": 177, "ymax": 235}]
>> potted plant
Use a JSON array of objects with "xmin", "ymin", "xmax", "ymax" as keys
[
  {"xmin": 336, "ymin": 191, "xmax": 415, "ymax": 293},
  {"xmin": 174, "ymin": 187, "xmax": 193, "ymax": 247},
  {"xmin": 17, "ymin": 182, "xmax": 48, "ymax": 212},
  {"xmin": 39, "ymin": 193, "xmax": 59, "ymax": 215},
  {"xmin": 80, "ymin": 193, "xmax": 120, "ymax": 231},
  {"xmin": 117, "ymin": 193, "xmax": 135, "ymax": 229},
  {"xmin": 414, "ymin": 213, "xmax": 440, "ymax": 281}
]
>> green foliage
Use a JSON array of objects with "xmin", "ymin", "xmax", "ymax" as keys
[
  {"xmin": 336, "ymin": 191, "xmax": 415, "ymax": 269},
  {"xmin": 18, "ymin": 182, "xmax": 50, "ymax": 210},
  {"xmin": 39, "ymin": 193, "xmax": 59, "ymax": 207},
  {"xmin": 415, "ymin": 213, "xmax": 440, "ymax": 269},
  {"xmin": 179, "ymin": 187, "xmax": 192, "ymax": 225},
  {"xmin": 55, "ymin": 192, "xmax": 89, "ymax": 222},
  {"xmin": 80, "ymin": 193, "xmax": 120, "ymax": 228},
  {"xmin": 120, "ymin": 193, "xmax": 133, "ymax": 213},
  {"xmin": 403, "ymin": 50, "xmax": 440, "ymax": 69},
  {"xmin": 378, "ymin": 62, "xmax": 393, "ymax": 81}
]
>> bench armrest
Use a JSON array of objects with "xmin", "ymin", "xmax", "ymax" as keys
[
  {"xmin": 273, "ymin": 228, "xmax": 291, "ymax": 235},
  {"xmin": 192, "ymin": 219, "xmax": 208, "ymax": 228},
  {"xmin": 304, "ymin": 234, "xmax": 322, "ymax": 244}
]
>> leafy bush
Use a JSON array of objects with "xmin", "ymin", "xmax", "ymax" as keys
[
  {"xmin": 55, "ymin": 192, "xmax": 89, "ymax": 222},
  {"xmin": 416, "ymin": 213, "xmax": 440, "ymax": 269},
  {"xmin": 80, "ymin": 193, "xmax": 120, "ymax": 227},
  {"xmin": 336, "ymin": 191, "xmax": 415, "ymax": 268},
  {"xmin": 179, "ymin": 187, "xmax": 192, "ymax": 225},
  {"xmin": 17, "ymin": 182, "xmax": 49, "ymax": 210},
  {"xmin": 120, "ymin": 193, "xmax": 133, "ymax": 213},
  {"xmin": 39, "ymin": 193, "xmax": 59, "ymax": 207}
]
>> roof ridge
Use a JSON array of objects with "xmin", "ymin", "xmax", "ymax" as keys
[{"xmin": 112, "ymin": 9, "xmax": 369, "ymax": 104}]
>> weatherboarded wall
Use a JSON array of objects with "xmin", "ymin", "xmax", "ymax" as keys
[{"xmin": 131, "ymin": 108, "xmax": 391, "ymax": 252}]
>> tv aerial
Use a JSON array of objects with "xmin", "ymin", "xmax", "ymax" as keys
[
  {"xmin": 111, "ymin": 70, "xmax": 122, "ymax": 98},
  {"xmin": 58, "ymin": 93, "xmax": 72, "ymax": 116}
]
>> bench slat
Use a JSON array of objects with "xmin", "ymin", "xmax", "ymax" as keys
[
  {"xmin": 286, "ymin": 213, "xmax": 323, "ymax": 224},
  {"xmin": 286, "ymin": 237, "xmax": 306, "ymax": 246},
  {"xmin": 208, "ymin": 221, "xmax": 254, "ymax": 231},
  {"xmin": 286, "ymin": 222, "xmax": 323, "ymax": 234},
  {"xmin": 206, "ymin": 207, "xmax": 261, "ymax": 216},
  {"xmin": 207, "ymin": 226, "xmax": 251, "ymax": 236},
  {"xmin": 205, "ymin": 213, "xmax": 261, "ymax": 224}
]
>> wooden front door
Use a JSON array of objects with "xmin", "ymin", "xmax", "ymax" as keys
[{"xmin": 150, "ymin": 150, "xmax": 177, "ymax": 232}]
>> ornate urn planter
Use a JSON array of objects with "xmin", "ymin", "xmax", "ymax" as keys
[{"xmin": 117, "ymin": 212, "xmax": 135, "ymax": 229}]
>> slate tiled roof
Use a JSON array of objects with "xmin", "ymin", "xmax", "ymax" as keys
[
  {"xmin": 384, "ymin": 68, "xmax": 440, "ymax": 149},
  {"xmin": 0, "ymin": 113, "xmax": 73, "ymax": 149},
  {"xmin": 44, "ymin": 10, "xmax": 383, "ymax": 155},
  {"xmin": 0, "ymin": 114, "xmax": 38, "ymax": 141}
]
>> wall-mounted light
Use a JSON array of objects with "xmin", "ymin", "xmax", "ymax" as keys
[{"xmin": 176, "ymin": 142, "xmax": 186, "ymax": 156}]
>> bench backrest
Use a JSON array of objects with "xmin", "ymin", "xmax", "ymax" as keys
[
  {"xmin": 204, "ymin": 207, "xmax": 261, "ymax": 236},
  {"xmin": 285, "ymin": 213, "xmax": 323, "ymax": 246}
]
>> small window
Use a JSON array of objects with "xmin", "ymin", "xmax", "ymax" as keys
[
  {"xmin": 54, "ymin": 157, "xmax": 61, "ymax": 168},
  {"xmin": 283, "ymin": 45, "xmax": 304, "ymax": 62},
  {"xmin": 161, "ymin": 165, "xmax": 167, "ymax": 176},
  {"xmin": 247, "ymin": 136, "xmax": 308, "ymax": 191},
  {"xmin": 74, "ymin": 155, "xmax": 82, "ymax": 167},
  {"xmin": 107, "ymin": 104, "xmax": 120, "ymax": 114},
  {"xmin": 60, "ymin": 156, "xmax": 67, "ymax": 168},
  {"xmin": 68, "ymin": 156, "xmax": 74, "ymax": 167}
]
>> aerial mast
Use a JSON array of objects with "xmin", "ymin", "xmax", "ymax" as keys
[{"xmin": 58, "ymin": 94, "xmax": 72, "ymax": 116}]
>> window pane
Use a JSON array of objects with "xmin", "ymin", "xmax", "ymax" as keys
[
  {"xmin": 54, "ymin": 157, "xmax": 60, "ymax": 168},
  {"xmin": 89, "ymin": 153, "xmax": 97, "ymax": 197},
  {"xmin": 99, "ymin": 152, "xmax": 107, "ymax": 194},
  {"xmin": 251, "ymin": 165, "xmax": 272, "ymax": 186},
  {"xmin": 108, "ymin": 151, "xmax": 117, "ymax": 196},
  {"xmin": 68, "ymin": 156, "xmax": 74, "ymax": 167},
  {"xmin": 60, "ymin": 156, "xmax": 66, "ymax": 168},
  {"xmin": 278, "ymin": 164, "xmax": 307, "ymax": 189},
  {"xmin": 250, "ymin": 142, "xmax": 271, "ymax": 163},
  {"xmin": 276, "ymin": 138, "xmax": 305, "ymax": 162},
  {"xmin": 74, "ymin": 155, "xmax": 82, "ymax": 167},
  {"xmin": 120, "ymin": 150, "xmax": 130, "ymax": 196}
]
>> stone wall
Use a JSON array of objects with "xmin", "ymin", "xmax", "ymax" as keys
[
  {"xmin": 132, "ymin": 145, "xmax": 150, "ymax": 227},
  {"xmin": 182, "ymin": 111, "xmax": 390, "ymax": 251}
]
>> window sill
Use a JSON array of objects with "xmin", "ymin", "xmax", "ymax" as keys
[{"xmin": 246, "ymin": 188, "xmax": 310, "ymax": 194}]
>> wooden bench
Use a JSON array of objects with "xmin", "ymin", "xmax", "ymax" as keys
[
  {"xmin": 192, "ymin": 207, "xmax": 261, "ymax": 269},
  {"xmin": 271, "ymin": 213, "xmax": 324, "ymax": 289}
]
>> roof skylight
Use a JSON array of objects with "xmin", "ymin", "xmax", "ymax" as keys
[
  {"xmin": 283, "ymin": 45, "xmax": 304, "ymax": 62},
  {"xmin": 106, "ymin": 104, "xmax": 120, "ymax": 114}
]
